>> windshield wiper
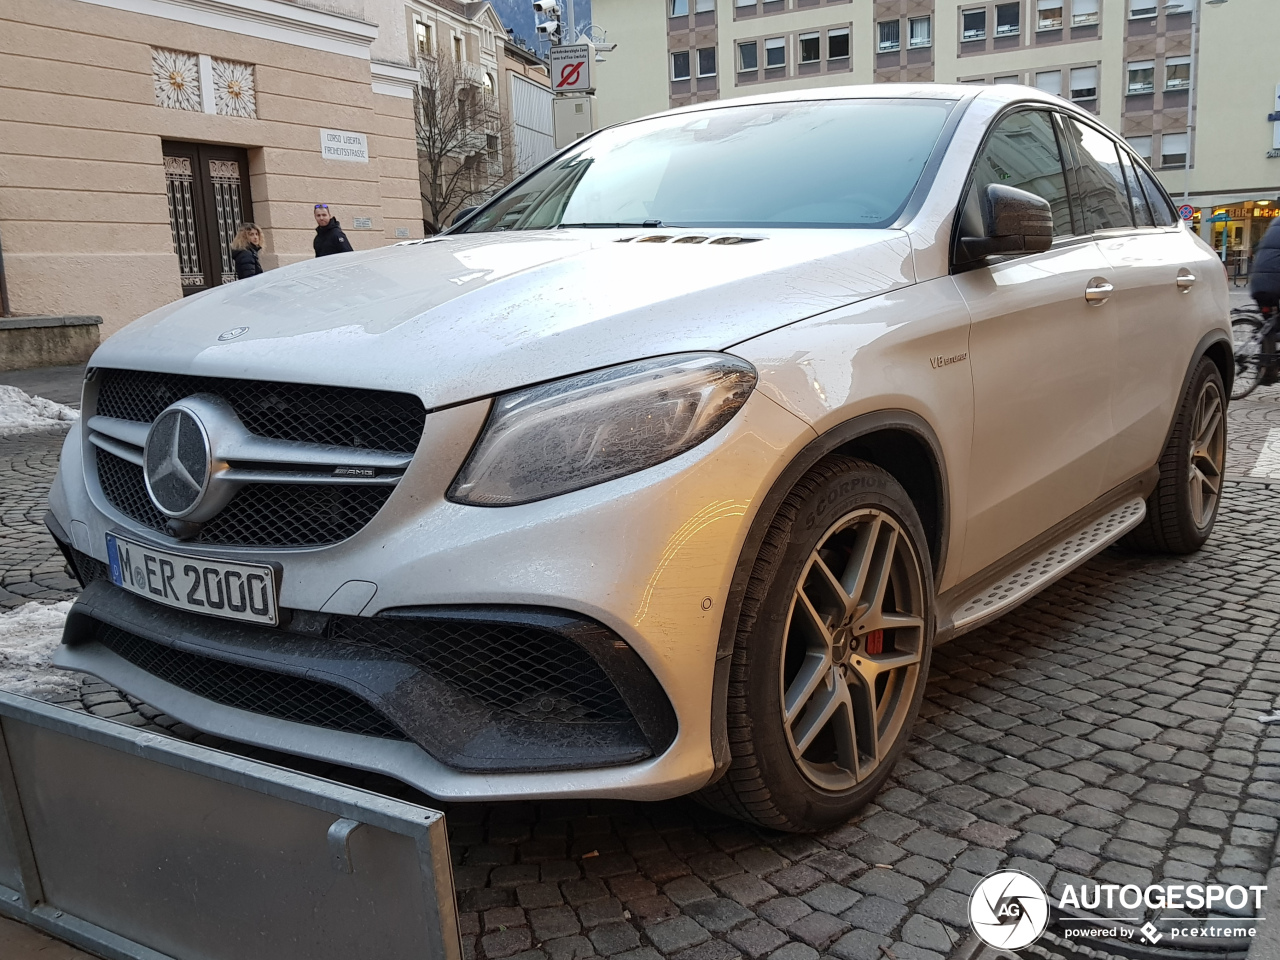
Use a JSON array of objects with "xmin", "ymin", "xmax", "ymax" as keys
[{"xmin": 556, "ymin": 220, "xmax": 680, "ymax": 229}]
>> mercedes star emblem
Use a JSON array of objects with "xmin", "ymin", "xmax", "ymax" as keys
[
  {"xmin": 218, "ymin": 326, "xmax": 249, "ymax": 341},
  {"xmin": 143, "ymin": 405, "xmax": 212, "ymax": 518}
]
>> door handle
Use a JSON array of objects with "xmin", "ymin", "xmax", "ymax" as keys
[
  {"xmin": 1177, "ymin": 269, "xmax": 1196, "ymax": 292},
  {"xmin": 1085, "ymin": 278, "xmax": 1113, "ymax": 305}
]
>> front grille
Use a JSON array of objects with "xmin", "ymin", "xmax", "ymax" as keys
[
  {"xmin": 97, "ymin": 624, "xmax": 409, "ymax": 740},
  {"xmin": 326, "ymin": 615, "xmax": 632, "ymax": 724},
  {"xmin": 95, "ymin": 368, "xmax": 427, "ymax": 454},
  {"xmin": 96, "ymin": 449, "xmax": 392, "ymax": 547}
]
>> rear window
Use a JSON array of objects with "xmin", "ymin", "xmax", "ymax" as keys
[{"xmin": 461, "ymin": 99, "xmax": 955, "ymax": 232}]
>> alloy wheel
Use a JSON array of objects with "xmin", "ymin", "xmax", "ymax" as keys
[
  {"xmin": 779, "ymin": 508, "xmax": 926, "ymax": 792},
  {"xmin": 1188, "ymin": 377, "xmax": 1226, "ymax": 529}
]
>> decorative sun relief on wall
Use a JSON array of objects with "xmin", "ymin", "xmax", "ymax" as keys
[
  {"xmin": 213, "ymin": 59, "xmax": 257, "ymax": 118},
  {"xmin": 152, "ymin": 48, "xmax": 201, "ymax": 111}
]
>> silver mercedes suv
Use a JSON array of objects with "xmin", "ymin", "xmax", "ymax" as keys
[{"xmin": 47, "ymin": 85, "xmax": 1230, "ymax": 831}]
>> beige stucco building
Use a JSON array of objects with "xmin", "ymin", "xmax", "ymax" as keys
[
  {"xmin": 592, "ymin": 0, "xmax": 1280, "ymax": 273},
  {"xmin": 1, "ymin": 0, "xmax": 425, "ymax": 340}
]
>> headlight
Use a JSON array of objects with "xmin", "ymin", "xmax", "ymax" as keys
[{"xmin": 449, "ymin": 353, "xmax": 757, "ymax": 506}]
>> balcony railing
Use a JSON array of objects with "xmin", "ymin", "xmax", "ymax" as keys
[{"xmin": 996, "ymin": 23, "xmax": 1021, "ymax": 35}]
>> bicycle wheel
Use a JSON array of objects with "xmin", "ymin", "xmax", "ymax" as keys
[{"xmin": 1231, "ymin": 314, "xmax": 1264, "ymax": 400}]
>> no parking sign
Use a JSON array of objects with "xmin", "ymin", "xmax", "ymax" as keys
[{"xmin": 1179, "ymin": 204, "xmax": 1196, "ymax": 221}]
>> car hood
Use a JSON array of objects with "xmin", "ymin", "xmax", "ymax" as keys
[{"xmin": 94, "ymin": 229, "xmax": 915, "ymax": 408}]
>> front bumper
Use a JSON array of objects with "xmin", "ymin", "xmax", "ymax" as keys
[{"xmin": 50, "ymin": 391, "xmax": 816, "ymax": 801}]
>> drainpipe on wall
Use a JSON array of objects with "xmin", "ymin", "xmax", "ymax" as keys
[{"xmin": 0, "ymin": 226, "xmax": 11, "ymax": 317}]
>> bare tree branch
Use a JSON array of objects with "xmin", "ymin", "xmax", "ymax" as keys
[{"xmin": 415, "ymin": 46, "xmax": 515, "ymax": 233}]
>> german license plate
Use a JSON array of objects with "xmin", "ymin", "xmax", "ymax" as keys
[{"xmin": 106, "ymin": 534, "xmax": 278, "ymax": 626}]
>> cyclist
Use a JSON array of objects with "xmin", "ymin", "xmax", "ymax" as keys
[
  {"xmin": 1251, "ymin": 216, "xmax": 1280, "ymax": 313},
  {"xmin": 1246, "ymin": 216, "xmax": 1280, "ymax": 388}
]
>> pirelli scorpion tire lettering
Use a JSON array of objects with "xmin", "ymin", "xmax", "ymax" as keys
[{"xmin": 698, "ymin": 457, "xmax": 935, "ymax": 832}]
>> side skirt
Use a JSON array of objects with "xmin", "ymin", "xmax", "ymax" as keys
[{"xmin": 935, "ymin": 467, "xmax": 1158, "ymax": 642}]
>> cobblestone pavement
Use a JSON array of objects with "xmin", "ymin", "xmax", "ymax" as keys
[{"xmin": 3, "ymin": 390, "xmax": 1280, "ymax": 960}]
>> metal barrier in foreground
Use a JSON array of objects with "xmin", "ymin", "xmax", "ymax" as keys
[{"xmin": 0, "ymin": 690, "xmax": 461, "ymax": 960}]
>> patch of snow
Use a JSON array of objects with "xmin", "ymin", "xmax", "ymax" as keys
[
  {"xmin": 0, "ymin": 601, "xmax": 79, "ymax": 698},
  {"xmin": 0, "ymin": 384, "xmax": 79, "ymax": 436}
]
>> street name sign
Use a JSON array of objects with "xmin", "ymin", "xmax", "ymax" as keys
[{"xmin": 321, "ymin": 129, "xmax": 369, "ymax": 163}]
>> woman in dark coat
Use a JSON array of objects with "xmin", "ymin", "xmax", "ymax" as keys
[{"xmin": 230, "ymin": 223, "xmax": 264, "ymax": 279}]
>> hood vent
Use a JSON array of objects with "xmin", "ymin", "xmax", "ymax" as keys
[{"xmin": 618, "ymin": 235, "xmax": 764, "ymax": 246}]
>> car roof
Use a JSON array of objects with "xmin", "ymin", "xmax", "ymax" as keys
[{"xmin": 622, "ymin": 82, "xmax": 1091, "ymax": 127}]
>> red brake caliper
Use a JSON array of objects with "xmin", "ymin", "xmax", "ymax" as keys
[{"xmin": 864, "ymin": 629, "xmax": 884, "ymax": 655}]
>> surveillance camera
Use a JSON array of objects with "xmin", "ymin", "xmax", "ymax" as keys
[
  {"xmin": 532, "ymin": 1, "xmax": 560, "ymax": 13},
  {"xmin": 536, "ymin": 19, "xmax": 561, "ymax": 37}
]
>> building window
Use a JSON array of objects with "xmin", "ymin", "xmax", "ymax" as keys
[
  {"xmin": 909, "ymin": 17, "xmax": 932, "ymax": 48},
  {"xmin": 1166, "ymin": 56, "xmax": 1191, "ymax": 90},
  {"xmin": 735, "ymin": 0, "xmax": 755, "ymax": 6},
  {"xmin": 1127, "ymin": 60, "xmax": 1155, "ymax": 94},
  {"xmin": 695, "ymin": 0, "xmax": 715, "ymax": 11},
  {"xmin": 1161, "ymin": 132, "xmax": 1189, "ymax": 166},
  {"xmin": 799, "ymin": 33, "xmax": 820, "ymax": 63},
  {"xmin": 1072, "ymin": 0, "xmax": 1100, "ymax": 25},
  {"xmin": 671, "ymin": 50, "xmax": 691, "ymax": 80},
  {"xmin": 1129, "ymin": 0, "xmax": 1157, "ymax": 18},
  {"xmin": 1035, "ymin": 70, "xmax": 1063, "ymax": 95},
  {"xmin": 996, "ymin": 3, "xmax": 1021, "ymax": 35},
  {"xmin": 962, "ymin": 9, "xmax": 986, "ymax": 41},
  {"xmin": 878, "ymin": 20, "xmax": 901, "ymax": 52},
  {"xmin": 415, "ymin": 21, "xmax": 432, "ymax": 56},
  {"xmin": 962, "ymin": 77, "xmax": 986, "ymax": 84},
  {"xmin": 697, "ymin": 47, "xmax": 716, "ymax": 76},
  {"xmin": 1164, "ymin": 0, "xmax": 1193, "ymax": 11},
  {"xmin": 828, "ymin": 29, "xmax": 850, "ymax": 60},
  {"xmin": 765, "ymin": 36, "xmax": 785, "ymax": 68},
  {"xmin": 738, "ymin": 41, "xmax": 758, "ymax": 71},
  {"xmin": 671, "ymin": 0, "xmax": 688, "ymax": 16},
  {"xmin": 1070, "ymin": 65, "xmax": 1098, "ymax": 100},
  {"xmin": 1037, "ymin": 0, "xmax": 1064, "ymax": 30},
  {"xmin": 1126, "ymin": 136, "xmax": 1153, "ymax": 160},
  {"xmin": 453, "ymin": 36, "xmax": 464, "ymax": 60},
  {"xmin": 995, "ymin": 74, "xmax": 1021, "ymax": 84}
]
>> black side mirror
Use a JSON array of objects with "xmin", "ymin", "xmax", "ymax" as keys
[
  {"xmin": 959, "ymin": 184, "xmax": 1054, "ymax": 262},
  {"xmin": 451, "ymin": 206, "xmax": 478, "ymax": 226}
]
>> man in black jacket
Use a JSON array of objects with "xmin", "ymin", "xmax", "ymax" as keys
[
  {"xmin": 313, "ymin": 204, "xmax": 353, "ymax": 257},
  {"xmin": 1250, "ymin": 216, "xmax": 1280, "ymax": 312}
]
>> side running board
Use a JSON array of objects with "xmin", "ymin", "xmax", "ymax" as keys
[{"xmin": 948, "ymin": 497, "xmax": 1147, "ymax": 636}]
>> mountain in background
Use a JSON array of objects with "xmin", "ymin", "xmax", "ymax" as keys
[{"xmin": 489, "ymin": 0, "xmax": 591, "ymax": 55}]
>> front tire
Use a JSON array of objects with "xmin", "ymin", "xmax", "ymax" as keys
[
  {"xmin": 1124, "ymin": 356, "xmax": 1226, "ymax": 554},
  {"xmin": 697, "ymin": 458, "xmax": 934, "ymax": 832}
]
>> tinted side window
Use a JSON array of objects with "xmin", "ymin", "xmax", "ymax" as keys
[
  {"xmin": 1063, "ymin": 117, "xmax": 1133, "ymax": 232},
  {"xmin": 962, "ymin": 110, "xmax": 1075, "ymax": 239},
  {"xmin": 1119, "ymin": 153, "xmax": 1154, "ymax": 227},
  {"xmin": 1135, "ymin": 164, "xmax": 1178, "ymax": 226}
]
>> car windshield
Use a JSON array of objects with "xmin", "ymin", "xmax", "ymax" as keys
[{"xmin": 460, "ymin": 98, "xmax": 955, "ymax": 232}]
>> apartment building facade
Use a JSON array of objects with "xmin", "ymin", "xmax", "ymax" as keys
[{"xmin": 592, "ymin": 0, "xmax": 1280, "ymax": 272}]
